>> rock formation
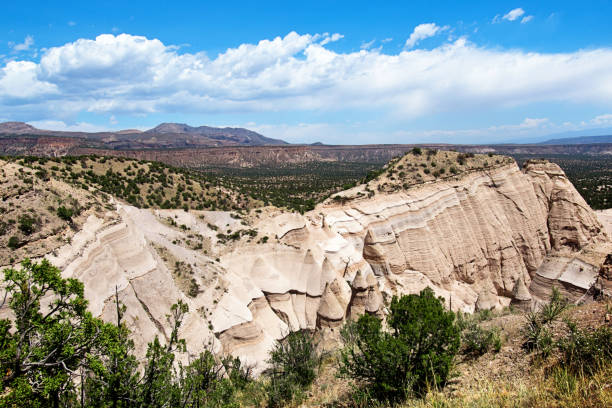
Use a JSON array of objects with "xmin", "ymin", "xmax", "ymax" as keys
[{"xmin": 1, "ymin": 156, "xmax": 609, "ymax": 371}]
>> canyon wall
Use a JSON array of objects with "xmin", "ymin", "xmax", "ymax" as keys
[{"xmin": 33, "ymin": 160, "xmax": 609, "ymax": 369}]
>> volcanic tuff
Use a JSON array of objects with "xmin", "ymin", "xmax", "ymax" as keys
[{"xmin": 0, "ymin": 154, "xmax": 609, "ymax": 371}]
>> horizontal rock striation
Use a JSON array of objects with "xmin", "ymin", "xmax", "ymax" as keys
[{"xmin": 28, "ymin": 159, "xmax": 607, "ymax": 369}]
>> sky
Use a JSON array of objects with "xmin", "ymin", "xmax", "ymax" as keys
[{"xmin": 2, "ymin": 1, "xmax": 612, "ymax": 144}]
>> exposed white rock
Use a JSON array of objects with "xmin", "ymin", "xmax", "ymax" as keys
[{"xmin": 30, "ymin": 160, "xmax": 608, "ymax": 372}]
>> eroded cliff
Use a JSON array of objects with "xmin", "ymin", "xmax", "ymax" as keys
[{"xmin": 1, "ymin": 154, "xmax": 608, "ymax": 370}]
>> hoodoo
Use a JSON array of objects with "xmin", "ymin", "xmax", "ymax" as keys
[{"xmin": 0, "ymin": 152, "xmax": 609, "ymax": 370}]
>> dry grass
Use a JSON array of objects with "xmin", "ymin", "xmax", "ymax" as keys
[{"xmin": 265, "ymin": 302, "xmax": 612, "ymax": 408}]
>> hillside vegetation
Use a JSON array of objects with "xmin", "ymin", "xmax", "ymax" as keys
[
  {"xmin": 201, "ymin": 162, "xmax": 381, "ymax": 213},
  {"xmin": 2, "ymin": 259, "xmax": 611, "ymax": 407},
  {"xmin": 373, "ymin": 148, "xmax": 513, "ymax": 191},
  {"xmin": 329, "ymin": 148, "xmax": 513, "ymax": 203},
  {"xmin": 0, "ymin": 159, "xmax": 112, "ymax": 265},
  {"xmin": 8, "ymin": 155, "xmax": 260, "ymax": 212},
  {"xmin": 5, "ymin": 156, "xmax": 381, "ymax": 214}
]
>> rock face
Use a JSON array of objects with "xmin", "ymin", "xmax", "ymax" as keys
[{"xmin": 8, "ymin": 159, "xmax": 606, "ymax": 370}]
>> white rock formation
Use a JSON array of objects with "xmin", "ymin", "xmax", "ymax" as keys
[{"xmin": 33, "ymin": 160, "xmax": 608, "ymax": 370}]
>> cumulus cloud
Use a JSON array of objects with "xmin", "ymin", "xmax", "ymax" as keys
[
  {"xmin": 503, "ymin": 8, "xmax": 525, "ymax": 22},
  {"xmin": 2, "ymin": 32, "xmax": 612, "ymax": 124},
  {"xmin": 10, "ymin": 35, "xmax": 34, "ymax": 51},
  {"xmin": 0, "ymin": 61, "xmax": 57, "ymax": 98},
  {"xmin": 405, "ymin": 23, "xmax": 446, "ymax": 48}
]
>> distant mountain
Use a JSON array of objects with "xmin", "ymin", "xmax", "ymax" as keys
[
  {"xmin": 0, "ymin": 121, "xmax": 287, "ymax": 148},
  {"xmin": 145, "ymin": 122, "xmax": 286, "ymax": 146},
  {"xmin": 0, "ymin": 122, "xmax": 42, "ymax": 134},
  {"xmin": 534, "ymin": 127, "xmax": 612, "ymax": 144},
  {"xmin": 540, "ymin": 135, "xmax": 612, "ymax": 145}
]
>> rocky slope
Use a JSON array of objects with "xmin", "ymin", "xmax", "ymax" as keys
[{"xmin": 0, "ymin": 153, "xmax": 609, "ymax": 371}]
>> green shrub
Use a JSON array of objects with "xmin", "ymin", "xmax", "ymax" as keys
[
  {"xmin": 56, "ymin": 206, "xmax": 73, "ymax": 221},
  {"xmin": 457, "ymin": 313, "xmax": 501, "ymax": 357},
  {"xmin": 339, "ymin": 288, "xmax": 460, "ymax": 401},
  {"xmin": 522, "ymin": 288, "xmax": 567, "ymax": 357},
  {"xmin": 539, "ymin": 288, "xmax": 568, "ymax": 324},
  {"xmin": 557, "ymin": 322, "xmax": 612, "ymax": 375},
  {"xmin": 7, "ymin": 236, "xmax": 19, "ymax": 249},
  {"xmin": 411, "ymin": 147, "xmax": 422, "ymax": 155},
  {"xmin": 266, "ymin": 330, "xmax": 320, "ymax": 407},
  {"xmin": 17, "ymin": 214, "xmax": 35, "ymax": 235}
]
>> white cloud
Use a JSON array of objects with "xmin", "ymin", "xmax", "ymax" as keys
[
  {"xmin": 249, "ymin": 122, "xmax": 381, "ymax": 144},
  {"xmin": 2, "ymin": 32, "xmax": 612, "ymax": 125},
  {"xmin": 360, "ymin": 39, "xmax": 376, "ymax": 50},
  {"xmin": 591, "ymin": 113, "xmax": 612, "ymax": 126},
  {"xmin": 254, "ymin": 117, "xmax": 555, "ymax": 144},
  {"xmin": 503, "ymin": 8, "xmax": 525, "ymax": 22},
  {"xmin": 319, "ymin": 33, "xmax": 343, "ymax": 45},
  {"xmin": 405, "ymin": 23, "xmax": 446, "ymax": 48},
  {"xmin": 11, "ymin": 35, "xmax": 34, "ymax": 51},
  {"xmin": 489, "ymin": 117, "xmax": 550, "ymax": 131},
  {"xmin": 68, "ymin": 21, "xmax": 76, "ymax": 27},
  {"xmin": 521, "ymin": 15, "xmax": 534, "ymax": 24},
  {"xmin": 0, "ymin": 60, "xmax": 57, "ymax": 98},
  {"xmin": 27, "ymin": 120, "xmax": 109, "ymax": 132}
]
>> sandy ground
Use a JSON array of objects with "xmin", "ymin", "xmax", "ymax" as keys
[{"xmin": 597, "ymin": 209, "xmax": 612, "ymax": 237}]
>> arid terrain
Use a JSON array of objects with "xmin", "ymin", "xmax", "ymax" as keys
[{"xmin": 1, "ymin": 147, "xmax": 611, "ymax": 406}]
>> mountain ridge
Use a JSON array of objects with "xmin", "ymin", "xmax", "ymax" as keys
[
  {"xmin": 0, "ymin": 121, "xmax": 287, "ymax": 147},
  {"xmin": 539, "ymin": 134, "xmax": 612, "ymax": 144}
]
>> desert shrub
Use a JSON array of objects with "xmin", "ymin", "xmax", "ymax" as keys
[
  {"xmin": 522, "ymin": 288, "xmax": 568, "ymax": 357},
  {"xmin": 457, "ymin": 313, "xmax": 501, "ymax": 357},
  {"xmin": 557, "ymin": 322, "xmax": 612, "ymax": 375},
  {"xmin": 56, "ymin": 206, "xmax": 73, "ymax": 221},
  {"xmin": 171, "ymin": 350, "xmax": 246, "ymax": 408},
  {"xmin": 7, "ymin": 236, "xmax": 19, "ymax": 249},
  {"xmin": 188, "ymin": 278, "xmax": 200, "ymax": 297},
  {"xmin": 364, "ymin": 168, "xmax": 385, "ymax": 183},
  {"xmin": 411, "ymin": 147, "xmax": 422, "ymax": 155},
  {"xmin": 223, "ymin": 356, "xmax": 253, "ymax": 390},
  {"xmin": 17, "ymin": 214, "xmax": 35, "ymax": 235},
  {"xmin": 523, "ymin": 310, "xmax": 554, "ymax": 357},
  {"xmin": 266, "ymin": 330, "xmax": 320, "ymax": 407},
  {"xmin": 339, "ymin": 288, "xmax": 460, "ymax": 401},
  {"xmin": 539, "ymin": 288, "xmax": 568, "ymax": 324}
]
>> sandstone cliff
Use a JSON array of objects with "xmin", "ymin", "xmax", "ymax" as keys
[{"xmin": 1, "ymin": 155, "xmax": 608, "ymax": 370}]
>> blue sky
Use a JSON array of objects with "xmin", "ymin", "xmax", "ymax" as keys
[{"xmin": 1, "ymin": 1, "xmax": 612, "ymax": 144}]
